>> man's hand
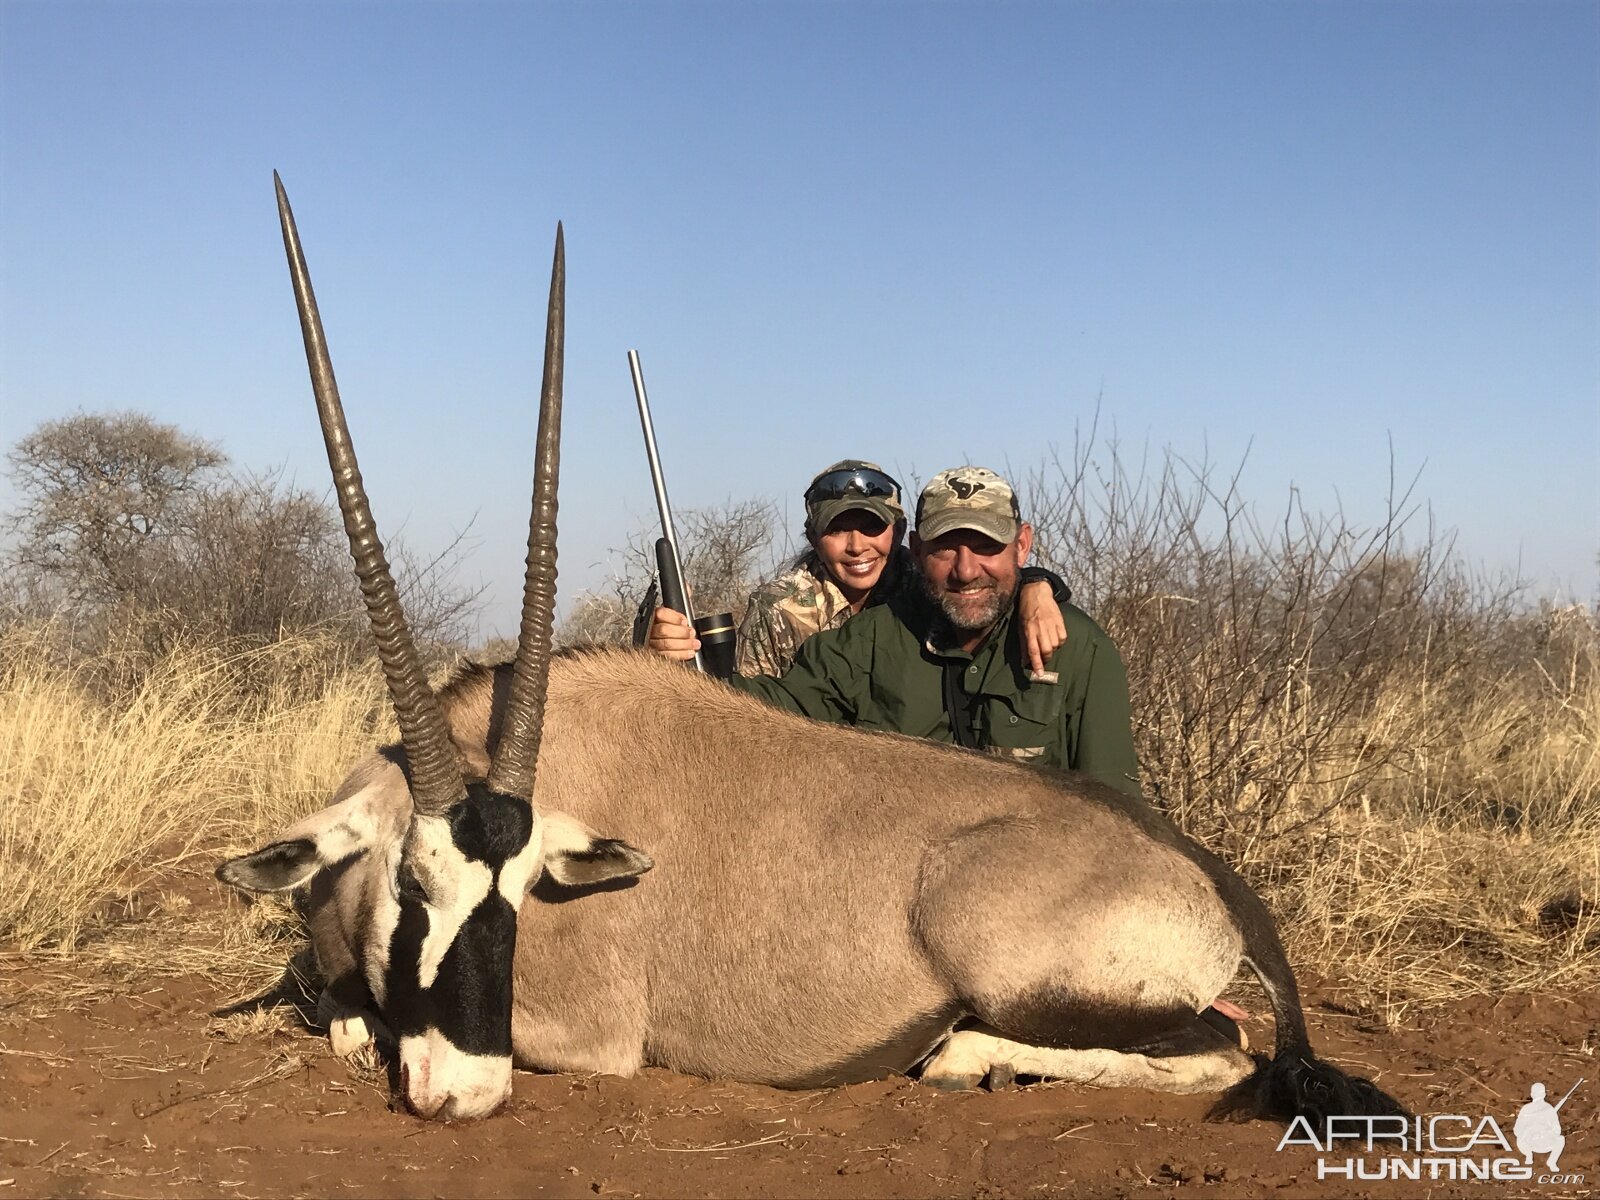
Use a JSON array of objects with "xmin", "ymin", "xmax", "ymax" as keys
[
  {"xmin": 1017, "ymin": 580, "xmax": 1066, "ymax": 677},
  {"xmin": 645, "ymin": 606, "xmax": 701, "ymax": 661}
]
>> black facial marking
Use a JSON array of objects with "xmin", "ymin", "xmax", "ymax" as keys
[
  {"xmin": 382, "ymin": 894, "xmax": 432, "ymax": 1037},
  {"xmin": 450, "ymin": 789, "xmax": 534, "ymax": 866},
  {"xmin": 427, "ymin": 894, "xmax": 518, "ymax": 1056},
  {"xmin": 382, "ymin": 887, "xmax": 518, "ymax": 1057},
  {"xmin": 373, "ymin": 789, "xmax": 530, "ymax": 1058},
  {"xmin": 395, "ymin": 859, "xmax": 428, "ymax": 904}
]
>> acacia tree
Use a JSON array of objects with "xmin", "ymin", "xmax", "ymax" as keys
[
  {"xmin": 4, "ymin": 411, "xmax": 483, "ymax": 663},
  {"xmin": 6, "ymin": 411, "xmax": 226, "ymax": 603}
]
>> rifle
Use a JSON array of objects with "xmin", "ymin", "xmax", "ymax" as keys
[{"xmin": 627, "ymin": 350, "xmax": 736, "ymax": 678}]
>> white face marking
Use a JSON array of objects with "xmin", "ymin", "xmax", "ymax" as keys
[
  {"xmin": 398, "ymin": 1031, "xmax": 513, "ymax": 1121},
  {"xmin": 496, "ymin": 826, "xmax": 544, "ymax": 907},
  {"xmin": 408, "ymin": 815, "xmax": 494, "ymax": 991}
]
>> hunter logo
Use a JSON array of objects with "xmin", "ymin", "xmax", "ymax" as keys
[
  {"xmin": 1276, "ymin": 1077, "xmax": 1586, "ymax": 1185},
  {"xmin": 1516, "ymin": 1080, "xmax": 1582, "ymax": 1172},
  {"xmin": 949, "ymin": 477, "xmax": 986, "ymax": 500}
]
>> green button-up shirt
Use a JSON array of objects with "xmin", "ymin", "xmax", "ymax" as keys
[{"xmin": 729, "ymin": 592, "xmax": 1143, "ymax": 797}]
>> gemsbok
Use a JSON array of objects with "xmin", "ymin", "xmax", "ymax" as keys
[{"xmin": 218, "ymin": 177, "xmax": 1405, "ymax": 1125}]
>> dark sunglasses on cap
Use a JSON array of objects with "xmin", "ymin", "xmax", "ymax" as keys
[{"xmin": 804, "ymin": 466, "xmax": 903, "ymax": 504}]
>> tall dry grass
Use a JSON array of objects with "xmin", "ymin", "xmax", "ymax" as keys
[
  {"xmin": 1258, "ymin": 649, "xmax": 1600, "ymax": 1015},
  {"xmin": 0, "ymin": 623, "xmax": 388, "ymax": 957}
]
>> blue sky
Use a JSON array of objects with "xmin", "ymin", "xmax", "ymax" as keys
[{"xmin": 2, "ymin": 1, "xmax": 1595, "ymax": 634}]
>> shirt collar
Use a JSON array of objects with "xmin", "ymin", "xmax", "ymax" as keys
[{"xmin": 918, "ymin": 600, "xmax": 1013, "ymax": 664}]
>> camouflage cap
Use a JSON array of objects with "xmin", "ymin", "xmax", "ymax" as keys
[
  {"xmin": 915, "ymin": 467, "xmax": 1021, "ymax": 544},
  {"xmin": 804, "ymin": 460, "xmax": 905, "ymax": 537}
]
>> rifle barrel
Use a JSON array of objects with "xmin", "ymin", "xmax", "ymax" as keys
[
  {"xmin": 1554, "ymin": 1077, "xmax": 1584, "ymax": 1111},
  {"xmin": 628, "ymin": 350, "xmax": 704, "ymax": 672}
]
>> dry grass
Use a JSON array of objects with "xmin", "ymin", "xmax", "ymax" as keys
[
  {"xmin": 0, "ymin": 623, "xmax": 387, "ymax": 966},
  {"xmin": 1199, "ymin": 611, "xmax": 1600, "ymax": 1017}
]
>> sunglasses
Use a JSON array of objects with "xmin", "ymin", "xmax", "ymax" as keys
[{"xmin": 804, "ymin": 466, "xmax": 903, "ymax": 505}]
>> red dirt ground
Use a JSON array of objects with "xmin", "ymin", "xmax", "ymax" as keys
[{"xmin": 1, "ymin": 957, "xmax": 1595, "ymax": 1200}]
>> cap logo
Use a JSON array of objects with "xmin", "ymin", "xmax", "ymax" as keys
[{"xmin": 949, "ymin": 478, "xmax": 985, "ymax": 500}]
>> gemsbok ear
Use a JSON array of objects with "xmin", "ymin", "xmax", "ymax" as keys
[
  {"xmin": 217, "ymin": 839, "xmax": 322, "ymax": 893},
  {"xmin": 215, "ymin": 788, "xmax": 385, "ymax": 894},
  {"xmin": 540, "ymin": 811, "xmax": 654, "ymax": 888}
]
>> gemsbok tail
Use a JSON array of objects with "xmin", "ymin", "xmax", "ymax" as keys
[{"xmin": 1208, "ymin": 880, "xmax": 1408, "ymax": 1123}]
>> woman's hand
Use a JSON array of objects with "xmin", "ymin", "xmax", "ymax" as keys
[
  {"xmin": 645, "ymin": 606, "xmax": 701, "ymax": 661},
  {"xmin": 1017, "ymin": 581, "xmax": 1066, "ymax": 677}
]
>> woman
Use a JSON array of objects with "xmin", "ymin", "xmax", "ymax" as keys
[{"xmin": 652, "ymin": 460, "xmax": 1070, "ymax": 677}]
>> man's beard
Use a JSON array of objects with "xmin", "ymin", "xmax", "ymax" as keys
[{"xmin": 921, "ymin": 573, "xmax": 1016, "ymax": 637}]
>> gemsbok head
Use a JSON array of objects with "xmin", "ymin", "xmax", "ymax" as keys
[{"xmin": 219, "ymin": 176, "xmax": 572, "ymax": 1119}]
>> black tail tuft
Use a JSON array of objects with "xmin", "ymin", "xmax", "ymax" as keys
[{"xmin": 1209, "ymin": 1050, "xmax": 1408, "ymax": 1123}]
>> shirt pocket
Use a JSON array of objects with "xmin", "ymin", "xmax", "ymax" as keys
[{"xmin": 983, "ymin": 691, "xmax": 1064, "ymax": 766}]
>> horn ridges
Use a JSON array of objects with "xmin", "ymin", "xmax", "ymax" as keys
[
  {"xmin": 487, "ymin": 224, "xmax": 563, "ymax": 801},
  {"xmin": 274, "ymin": 172, "xmax": 466, "ymax": 817}
]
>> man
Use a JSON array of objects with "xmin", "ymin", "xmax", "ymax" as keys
[
  {"xmin": 735, "ymin": 459, "xmax": 1067, "ymax": 678},
  {"xmin": 648, "ymin": 466, "xmax": 1142, "ymax": 797}
]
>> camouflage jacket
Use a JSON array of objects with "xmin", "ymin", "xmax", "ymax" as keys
[{"xmin": 735, "ymin": 546, "xmax": 916, "ymax": 677}]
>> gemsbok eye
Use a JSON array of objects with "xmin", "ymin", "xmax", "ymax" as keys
[{"xmin": 396, "ymin": 863, "xmax": 428, "ymax": 904}]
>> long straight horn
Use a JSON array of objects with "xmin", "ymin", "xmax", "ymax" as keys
[
  {"xmin": 487, "ymin": 224, "xmax": 563, "ymax": 801},
  {"xmin": 274, "ymin": 172, "xmax": 465, "ymax": 817}
]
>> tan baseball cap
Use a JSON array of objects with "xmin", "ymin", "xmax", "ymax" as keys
[
  {"xmin": 804, "ymin": 460, "xmax": 905, "ymax": 536},
  {"xmin": 915, "ymin": 467, "xmax": 1021, "ymax": 543}
]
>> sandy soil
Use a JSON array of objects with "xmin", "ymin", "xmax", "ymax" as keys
[{"xmin": 2, "ymin": 967, "xmax": 1594, "ymax": 1200}]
